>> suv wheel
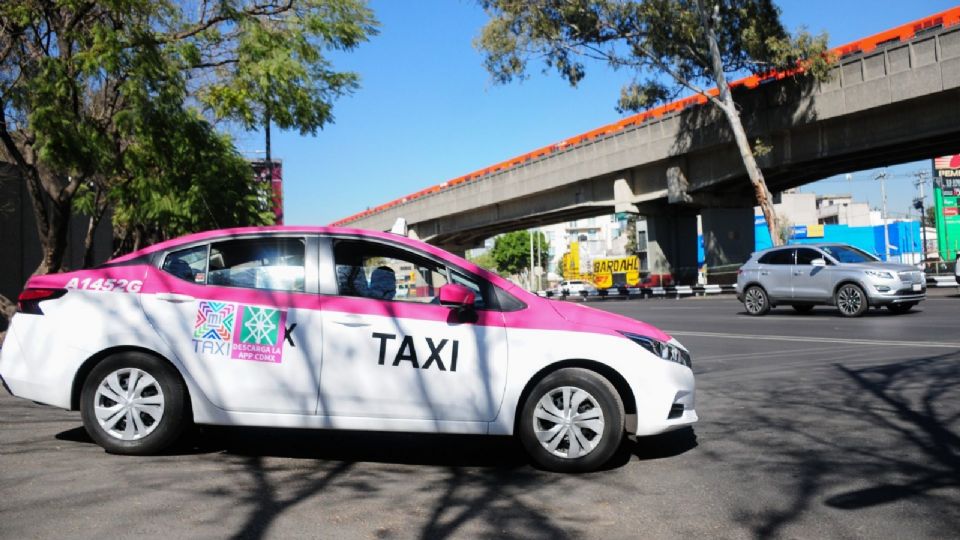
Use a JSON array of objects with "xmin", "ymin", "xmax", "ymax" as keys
[
  {"xmin": 519, "ymin": 368, "xmax": 624, "ymax": 473},
  {"xmin": 835, "ymin": 284, "xmax": 868, "ymax": 317},
  {"xmin": 743, "ymin": 286, "xmax": 770, "ymax": 316}
]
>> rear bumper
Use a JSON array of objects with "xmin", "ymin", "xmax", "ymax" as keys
[{"xmin": 0, "ymin": 320, "xmax": 76, "ymax": 409}]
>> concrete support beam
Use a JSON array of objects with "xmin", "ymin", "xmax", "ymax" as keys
[
  {"xmin": 613, "ymin": 177, "xmax": 639, "ymax": 214},
  {"xmin": 644, "ymin": 208, "xmax": 699, "ymax": 285},
  {"xmin": 700, "ymin": 207, "xmax": 757, "ymax": 270}
]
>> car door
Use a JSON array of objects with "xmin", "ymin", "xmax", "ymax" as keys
[
  {"xmin": 792, "ymin": 247, "xmax": 834, "ymax": 301},
  {"xmin": 141, "ymin": 234, "xmax": 323, "ymax": 414},
  {"xmin": 757, "ymin": 248, "xmax": 796, "ymax": 300},
  {"xmin": 318, "ymin": 237, "xmax": 509, "ymax": 422}
]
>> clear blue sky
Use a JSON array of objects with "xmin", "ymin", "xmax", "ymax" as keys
[{"xmin": 233, "ymin": 0, "xmax": 960, "ymax": 226}]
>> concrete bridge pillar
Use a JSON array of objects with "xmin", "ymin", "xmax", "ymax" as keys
[
  {"xmin": 644, "ymin": 209, "xmax": 699, "ymax": 286},
  {"xmin": 700, "ymin": 207, "xmax": 756, "ymax": 273}
]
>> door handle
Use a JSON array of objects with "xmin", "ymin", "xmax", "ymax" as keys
[
  {"xmin": 333, "ymin": 320, "xmax": 370, "ymax": 327},
  {"xmin": 332, "ymin": 315, "xmax": 370, "ymax": 327},
  {"xmin": 155, "ymin": 292, "xmax": 195, "ymax": 303},
  {"xmin": 760, "ymin": 271, "xmax": 769, "ymax": 276}
]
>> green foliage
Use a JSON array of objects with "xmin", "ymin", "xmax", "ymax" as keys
[
  {"xmin": 476, "ymin": 0, "xmax": 832, "ymax": 113},
  {"xmin": 0, "ymin": 0, "xmax": 378, "ymax": 268},
  {"xmin": 490, "ymin": 230, "xmax": 551, "ymax": 276},
  {"xmin": 467, "ymin": 250, "xmax": 501, "ymax": 274}
]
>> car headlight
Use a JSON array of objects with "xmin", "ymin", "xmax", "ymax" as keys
[
  {"xmin": 865, "ymin": 270, "xmax": 893, "ymax": 279},
  {"xmin": 618, "ymin": 331, "xmax": 692, "ymax": 368}
]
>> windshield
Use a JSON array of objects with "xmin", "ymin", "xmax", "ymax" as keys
[{"xmin": 821, "ymin": 245, "xmax": 879, "ymax": 264}]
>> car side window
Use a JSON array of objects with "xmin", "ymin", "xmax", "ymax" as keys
[
  {"xmin": 205, "ymin": 237, "xmax": 306, "ymax": 292},
  {"xmin": 333, "ymin": 240, "xmax": 488, "ymax": 307},
  {"xmin": 795, "ymin": 248, "xmax": 822, "ymax": 265},
  {"xmin": 161, "ymin": 245, "xmax": 209, "ymax": 283},
  {"xmin": 758, "ymin": 249, "xmax": 794, "ymax": 265}
]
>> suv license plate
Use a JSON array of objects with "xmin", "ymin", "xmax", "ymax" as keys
[{"xmin": 912, "ymin": 283, "xmax": 922, "ymax": 292}]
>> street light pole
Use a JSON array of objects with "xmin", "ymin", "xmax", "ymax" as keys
[
  {"xmin": 877, "ymin": 170, "xmax": 891, "ymax": 261},
  {"xmin": 914, "ymin": 170, "xmax": 929, "ymax": 266},
  {"xmin": 529, "ymin": 229, "xmax": 535, "ymax": 291}
]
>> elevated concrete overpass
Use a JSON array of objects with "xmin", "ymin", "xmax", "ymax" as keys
[{"xmin": 335, "ymin": 8, "xmax": 960, "ymax": 282}]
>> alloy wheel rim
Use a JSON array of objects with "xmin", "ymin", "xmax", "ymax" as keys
[
  {"xmin": 94, "ymin": 368, "xmax": 165, "ymax": 441},
  {"xmin": 745, "ymin": 289, "xmax": 765, "ymax": 313},
  {"xmin": 533, "ymin": 386, "xmax": 605, "ymax": 459},
  {"xmin": 837, "ymin": 287, "xmax": 862, "ymax": 315}
]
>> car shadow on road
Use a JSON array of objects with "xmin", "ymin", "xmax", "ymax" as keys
[
  {"xmin": 736, "ymin": 307, "xmax": 923, "ymax": 318},
  {"xmin": 55, "ymin": 424, "xmax": 698, "ymax": 470}
]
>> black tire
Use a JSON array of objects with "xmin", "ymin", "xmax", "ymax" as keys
[
  {"xmin": 80, "ymin": 352, "xmax": 190, "ymax": 455},
  {"xmin": 792, "ymin": 304, "xmax": 815, "ymax": 314},
  {"xmin": 519, "ymin": 368, "xmax": 624, "ymax": 473},
  {"xmin": 887, "ymin": 302, "xmax": 916, "ymax": 314},
  {"xmin": 743, "ymin": 285, "xmax": 770, "ymax": 316},
  {"xmin": 835, "ymin": 283, "xmax": 868, "ymax": 317}
]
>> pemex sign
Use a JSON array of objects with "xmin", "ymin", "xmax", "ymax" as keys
[{"xmin": 933, "ymin": 155, "xmax": 960, "ymax": 260}]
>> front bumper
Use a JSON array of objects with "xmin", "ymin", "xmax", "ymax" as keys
[
  {"xmin": 0, "ymin": 372, "xmax": 11, "ymax": 396},
  {"xmin": 865, "ymin": 283, "xmax": 926, "ymax": 305}
]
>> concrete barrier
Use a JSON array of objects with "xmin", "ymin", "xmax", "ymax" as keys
[
  {"xmin": 927, "ymin": 275, "xmax": 959, "ymax": 288},
  {"xmin": 538, "ymin": 284, "xmax": 738, "ymax": 300}
]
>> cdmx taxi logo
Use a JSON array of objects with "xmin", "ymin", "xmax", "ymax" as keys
[{"xmin": 193, "ymin": 301, "xmax": 285, "ymax": 362}]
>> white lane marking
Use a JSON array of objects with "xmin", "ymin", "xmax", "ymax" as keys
[{"xmin": 667, "ymin": 331, "xmax": 960, "ymax": 349}]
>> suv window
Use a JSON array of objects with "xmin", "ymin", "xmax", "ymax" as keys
[
  {"xmin": 333, "ymin": 240, "xmax": 488, "ymax": 308},
  {"xmin": 758, "ymin": 249, "xmax": 794, "ymax": 265},
  {"xmin": 795, "ymin": 248, "xmax": 823, "ymax": 265},
  {"xmin": 206, "ymin": 237, "xmax": 306, "ymax": 292}
]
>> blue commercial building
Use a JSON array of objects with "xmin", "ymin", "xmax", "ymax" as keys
[
  {"xmin": 753, "ymin": 217, "xmax": 922, "ymax": 262},
  {"xmin": 695, "ymin": 218, "xmax": 923, "ymax": 267}
]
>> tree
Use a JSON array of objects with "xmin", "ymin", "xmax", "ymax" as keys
[
  {"xmin": 490, "ymin": 230, "xmax": 551, "ymax": 276},
  {"xmin": 467, "ymin": 250, "xmax": 501, "ymax": 274},
  {"xmin": 0, "ymin": 0, "xmax": 377, "ymax": 321},
  {"xmin": 476, "ymin": 0, "xmax": 832, "ymax": 248}
]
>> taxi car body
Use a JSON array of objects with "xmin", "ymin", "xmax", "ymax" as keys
[{"xmin": 0, "ymin": 227, "xmax": 696, "ymax": 472}]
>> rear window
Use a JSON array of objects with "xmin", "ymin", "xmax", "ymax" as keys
[
  {"xmin": 758, "ymin": 249, "xmax": 794, "ymax": 265},
  {"xmin": 161, "ymin": 237, "xmax": 306, "ymax": 292}
]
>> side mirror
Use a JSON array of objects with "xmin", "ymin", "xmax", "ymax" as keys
[
  {"xmin": 811, "ymin": 258, "xmax": 827, "ymax": 267},
  {"xmin": 439, "ymin": 283, "xmax": 475, "ymax": 307}
]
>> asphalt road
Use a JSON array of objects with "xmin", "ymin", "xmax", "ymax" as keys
[{"xmin": 1, "ymin": 292, "xmax": 958, "ymax": 539}]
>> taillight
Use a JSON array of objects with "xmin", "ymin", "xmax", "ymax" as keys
[{"xmin": 17, "ymin": 288, "xmax": 67, "ymax": 315}]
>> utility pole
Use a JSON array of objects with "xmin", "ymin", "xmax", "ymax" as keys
[
  {"xmin": 536, "ymin": 231, "xmax": 542, "ymax": 291},
  {"xmin": 529, "ymin": 229, "xmax": 535, "ymax": 291},
  {"xmin": 913, "ymin": 170, "xmax": 929, "ymax": 265},
  {"xmin": 876, "ymin": 170, "xmax": 891, "ymax": 261}
]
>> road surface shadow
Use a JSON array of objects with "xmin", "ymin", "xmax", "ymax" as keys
[{"xmin": 56, "ymin": 424, "xmax": 697, "ymax": 470}]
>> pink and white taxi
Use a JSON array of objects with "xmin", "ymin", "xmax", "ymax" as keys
[{"xmin": 0, "ymin": 227, "xmax": 696, "ymax": 472}]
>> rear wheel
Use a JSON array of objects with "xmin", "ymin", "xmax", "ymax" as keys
[
  {"xmin": 792, "ymin": 305, "xmax": 815, "ymax": 314},
  {"xmin": 887, "ymin": 302, "xmax": 916, "ymax": 314},
  {"xmin": 743, "ymin": 286, "xmax": 770, "ymax": 316},
  {"xmin": 80, "ymin": 352, "xmax": 190, "ymax": 455},
  {"xmin": 519, "ymin": 368, "xmax": 624, "ymax": 473},
  {"xmin": 835, "ymin": 284, "xmax": 868, "ymax": 317}
]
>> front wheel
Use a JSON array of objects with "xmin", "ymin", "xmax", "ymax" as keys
[
  {"xmin": 743, "ymin": 286, "xmax": 770, "ymax": 316},
  {"xmin": 887, "ymin": 302, "xmax": 916, "ymax": 314},
  {"xmin": 835, "ymin": 284, "xmax": 868, "ymax": 317},
  {"xmin": 80, "ymin": 352, "xmax": 190, "ymax": 455},
  {"xmin": 519, "ymin": 368, "xmax": 624, "ymax": 473}
]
